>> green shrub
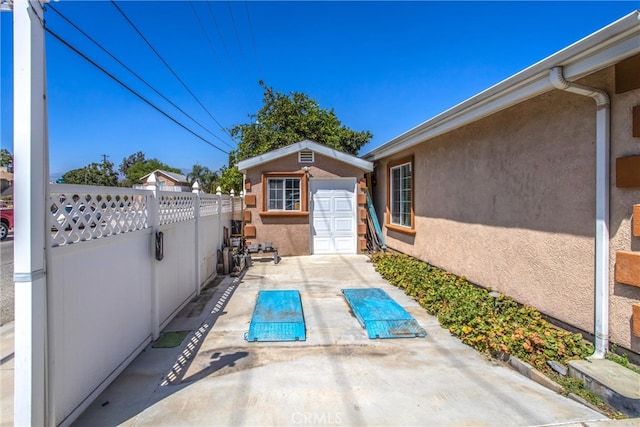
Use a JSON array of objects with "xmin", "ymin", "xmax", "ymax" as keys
[
  {"xmin": 606, "ymin": 345, "xmax": 640, "ymax": 375},
  {"xmin": 371, "ymin": 252, "xmax": 594, "ymax": 371}
]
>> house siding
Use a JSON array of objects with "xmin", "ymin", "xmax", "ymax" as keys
[
  {"xmin": 244, "ymin": 152, "xmax": 367, "ymax": 256},
  {"xmin": 371, "ymin": 66, "xmax": 640, "ymax": 352}
]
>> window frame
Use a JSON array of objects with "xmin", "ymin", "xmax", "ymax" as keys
[
  {"xmin": 260, "ymin": 172, "xmax": 308, "ymax": 217},
  {"xmin": 386, "ymin": 156, "xmax": 415, "ymax": 235}
]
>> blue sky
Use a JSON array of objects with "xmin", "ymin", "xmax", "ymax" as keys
[{"xmin": 1, "ymin": 1, "xmax": 638, "ymax": 179}]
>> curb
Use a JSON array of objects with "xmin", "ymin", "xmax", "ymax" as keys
[
  {"xmin": 568, "ymin": 392, "xmax": 605, "ymax": 413},
  {"xmin": 507, "ymin": 355, "xmax": 564, "ymax": 394},
  {"xmin": 0, "ymin": 321, "xmax": 14, "ymax": 336},
  {"xmin": 568, "ymin": 359, "xmax": 640, "ymax": 417}
]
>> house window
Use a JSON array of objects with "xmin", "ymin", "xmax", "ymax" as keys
[
  {"xmin": 267, "ymin": 177, "xmax": 301, "ymax": 211},
  {"xmin": 387, "ymin": 157, "xmax": 414, "ymax": 233}
]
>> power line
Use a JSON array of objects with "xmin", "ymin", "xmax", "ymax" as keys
[
  {"xmin": 188, "ymin": 0, "xmax": 251, "ymax": 114},
  {"xmin": 47, "ymin": 4, "xmax": 234, "ymax": 149},
  {"xmin": 188, "ymin": 1, "xmax": 226, "ymax": 80},
  {"xmin": 44, "ymin": 27, "xmax": 230, "ymax": 155},
  {"xmin": 110, "ymin": 0, "xmax": 233, "ymax": 141},
  {"xmin": 244, "ymin": 0, "xmax": 262, "ymax": 80},
  {"xmin": 226, "ymin": 0, "xmax": 252, "ymax": 89},
  {"xmin": 204, "ymin": 0, "xmax": 252, "ymax": 110},
  {"xmin": 206, "ymin": 1, "xmax": 237, "ymax": 78}
]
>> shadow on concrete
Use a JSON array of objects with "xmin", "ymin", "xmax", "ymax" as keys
[{"xmin": 72, "ymin": 275, "xmax": 244, "ymax": 426}]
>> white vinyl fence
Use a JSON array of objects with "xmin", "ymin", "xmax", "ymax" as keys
[{"xmin": 46, "ymin": 181, "xmax": 241, "ymax": 426}]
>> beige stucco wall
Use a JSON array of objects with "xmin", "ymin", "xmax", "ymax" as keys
[
  {"xmin": 244, "ymin": 152, "xmax": 367, "ymax": 256},
  {"xmin": 371, "ymin": 65, "xmax": 640, "ymax": 353}
]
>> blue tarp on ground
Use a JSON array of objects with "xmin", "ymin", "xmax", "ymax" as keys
[
  {"xmin": 342, "ymin": 288, "xmax": 427, "ymax": 339},
  {"xmin": 245, "ymin": 290, "xmax": 306, "ymax": 341}
]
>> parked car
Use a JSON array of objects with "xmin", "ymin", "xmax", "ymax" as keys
[
  {"xmin": 53, "ymin": 204, "xmax": 101, "ymax": 231},
  {"xmin": 0, "ymin": 208, "xmax": 13, "ymax": 240}
]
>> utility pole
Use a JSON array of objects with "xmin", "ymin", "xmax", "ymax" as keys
[{"xmin": 101, "ymin": 153, "xmax": 109, "ymax": 164}]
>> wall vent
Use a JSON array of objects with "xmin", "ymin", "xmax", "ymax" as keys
[{"xmin": 299, "ymin": 150, "xmax": 314, "ymax": 163}]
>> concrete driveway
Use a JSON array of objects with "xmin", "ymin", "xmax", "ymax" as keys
[{"xmin": 72, "ymin": 255, "xmax": 612, "ymax": 426}]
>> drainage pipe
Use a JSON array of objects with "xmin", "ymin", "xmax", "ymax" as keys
[{"xmin": 549, "ymin": 66, "xmax": 610, "ymax": 359}]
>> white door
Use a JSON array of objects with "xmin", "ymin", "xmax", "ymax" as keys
[{"xmin": 310, "ymin": 179, "xmax": 356, "ymax": 254}]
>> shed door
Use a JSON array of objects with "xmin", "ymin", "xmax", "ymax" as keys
[{"xmin": 310, "ymin": 179, "xmax": 356, "ymax": 254}]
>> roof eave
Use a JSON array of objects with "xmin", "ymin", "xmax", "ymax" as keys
[
  {"xmin": 237, "ymin": 139, "xmax": 374, "ymax": 173},
  {"xmin": 363, "ymin": 11, "xmax": 640, "ymax": 162}
]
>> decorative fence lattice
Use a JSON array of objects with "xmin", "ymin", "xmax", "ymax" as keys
[
  {"xmin": 50, "ymin": 185, "xmax": 152, "ymax": 247},
  {"xmin": 200, "ymin": 194, "xmax": 221, "ymax": 217},
  {"xmin": 158, "ymin": 192, "xmax": 196, "ymax": 225},
  {"xmin": 233, "ymin": 197, "xmax": 243, "ymax": 213},
  {"xmin": 220, "ymin": 197, "xmax": 233, "ymax": 213},
  {"xmin": 49, "ymin": 184, "xmax": 243, "ymax": 246}
]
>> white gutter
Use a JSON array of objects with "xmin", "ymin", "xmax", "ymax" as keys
[{"xmin": 549, "ymin": 67, "xmax": 610, "ymax": 359}]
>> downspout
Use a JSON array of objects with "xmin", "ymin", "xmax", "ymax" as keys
[{"xmin": 549, "ymin": 66, "xmax": 610, "ymax": 359}]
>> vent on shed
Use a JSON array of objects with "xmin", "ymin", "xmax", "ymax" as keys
[{"xmin": 299, "ymin": 150, "xmax": 314, "ymax": 163}]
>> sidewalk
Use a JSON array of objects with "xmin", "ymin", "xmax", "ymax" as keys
[{"xmin": 0, "ymin": 321, "xmax": 13, "ymax": 427}]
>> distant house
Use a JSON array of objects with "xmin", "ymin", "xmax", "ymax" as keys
[
  {"xmin": 137, "ymin": 169, "xmax": 191, "ymax": 192},
  {"xmin": 363, "ymin": 12, "xmax": 640, "ymax": 356},
  {"xmin": 0, "ymin": 166, "xmax": 13, "ymax": 201},
  {"xmin": 237, "ymin": 139, "xmax": 373, "ymax": 256}
]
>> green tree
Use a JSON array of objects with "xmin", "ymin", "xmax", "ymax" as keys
[
  {"xmin": 62, "ymin": 160, "xmax": 118, "ymax": 186},
  {"xmin": 220, "ymin": 81, "xmax": 373, "ymax": 193},
  {"xmin": 119, "ymin": 151, "xmax": 145, "ymax": 177},
  {"xmin": 214, "ymin": 164, "xmax": 243, "ymax": 194},
  {"xmin": 187, "ymin": 163, "xmax": 211, "ymax": 185},
  {"xmin": 229, "ymin": 81, "xmax": 373, "ymax": 160},
  {"xmin": 200, "ymin": 170, "xmax": 219, "ymax": 194},
  {"xmin": 124, "ymin": 159, "xmax": 182, "ymax": 185},
  {"xmin": 0, "ymin": 149, "xmax": 12, "ymax": 171},
  {"xmin": 187, "ymin": 163, "xmax": 219, "ymax": 193}
]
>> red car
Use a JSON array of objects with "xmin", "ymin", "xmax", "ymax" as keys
[{"xmin": 0, "ymin": 207, "xmax": 13, "ymax": 240}]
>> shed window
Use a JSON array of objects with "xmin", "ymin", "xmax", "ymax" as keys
[
  {"xmin": 387, "ymin": 157, "xmax": 414, "ymax": 232},
  {"xmin": 267, "ymin": 178, "xmax": 301, "ymax": 211},
  {"xmin": 298, "ymin": 150, "xmax": 314, "ymax": 163}
]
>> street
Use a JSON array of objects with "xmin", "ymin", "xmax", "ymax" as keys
[{"xmin": 0, "ymin": 236, "xmax": 13, "ymax": 326}]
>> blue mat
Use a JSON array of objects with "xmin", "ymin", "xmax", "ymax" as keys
[
  {"xmin": 245, "ymin": 290, "xmax": 306, "ymax": 342},
  {"xmin": 342, "ymin": 288, "xmax": 426, "ymax": 339}
]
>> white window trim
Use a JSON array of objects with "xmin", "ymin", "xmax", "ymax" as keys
[
  {"xmin": 267, "ymin": 177, "xmax": 302, "ymax": 211},
  {"xmin": 389, "ymin": 161, "xmax": 412, "ymax": 228}
]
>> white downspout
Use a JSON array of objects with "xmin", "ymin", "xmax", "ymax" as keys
[{"xmin": 549, "ymin": 66, "xmax": 610, "ymax": 359}]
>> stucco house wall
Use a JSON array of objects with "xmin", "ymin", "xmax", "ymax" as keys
[
  {"xmin": 243, "ymin": 151, "xmax": 369, "ymax": 256},
  {"xmin": 370, "ymin": 64, "xmax": 640, "ymax": 353}
]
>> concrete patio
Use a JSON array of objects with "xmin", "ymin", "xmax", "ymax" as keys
[{"xmin": 2, "ymin": 255, "xmax": 637, "ymax": 426}]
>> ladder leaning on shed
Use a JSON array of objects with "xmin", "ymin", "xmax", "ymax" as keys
[{"xmin": 364, "ymin": 188, "xmax": 386, "ymax": 252}]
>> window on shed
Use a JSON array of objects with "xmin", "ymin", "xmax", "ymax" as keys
[
  {"xmin": 267, "ymin": 177, "xmax": 301, "ymax": 211},
  {"xmin": 298, "ymin": 150, "xmax": 314, "ymax": 163}
]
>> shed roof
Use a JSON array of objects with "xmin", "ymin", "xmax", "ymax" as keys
[
  {"xmin": 236, "ymin": 139, "xmax": 374, "ymax": 173},
  {"xmin": 363, "ymin": 11, "xmax": 640, "ymax": 161}
]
